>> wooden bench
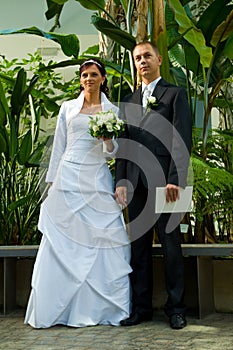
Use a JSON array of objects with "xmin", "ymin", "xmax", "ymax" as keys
[
  {"xmin": 1, "ymin": 244, "xmax": 233, "ymax": 317},
  {"xmin": 0, "ymin": 246, "xmax": 38, "ymax": 315},
  {"xmin": 153, "ymin": 243, "xmax": 233, "ymax": 318}
]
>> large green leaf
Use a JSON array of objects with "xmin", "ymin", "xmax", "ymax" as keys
[
  {"xmin": 166, "ymin": 0, "xmax": 212, "ymax": 68},
  {"xmin": 82, "ymin": 45, "xmax": 99, "ymax": 55},
  {"xmin": 224, "ymin": 31, "xmax": 233, "ymax": 59},
  {"xmin": 75, "ymin": 0, "xmax": 106, "ymax": 11},
  {"xmin": 38, "ymin": 59, "xmax": 80, "ymax": 71},
  {"xmin": 45, "ymin": 0, "xmax": 66, "ymax": 20},
  {"xmin": 9, "ymin": 118, "xmax": 18, "ymax": 159},
  {"xmin": 8, "ymin": 195, "xmax": 32, "ymax": 211},
  {"xmin": 197, "ymin": 0, "xmax": 233, "ymax": 45},
  {"xmin": 18, "ymin": 130, "xmax": 32, "ymax": 165},
  {"xmin": 91, "ymin": 14, "xmax": 136, "ymax": 51},
  {"xmin": 50, "ymin": 32, "xmax": 79, "ymax": 57},
  {"xmin": 0, "ymin": 72, "xmax": 15, "ymax": 86},
  {"xmin": 21, "ymin": 75, "xmax": 39, "ymax": 109},
  {"xmin": 11, "ymin": 68, "xmax": 26, "ymax": 117},
  {"xmin": 210, "ymin": 10, "xmax": 233, "ymax": 47},
  {"xmin": 48, "ymin": 0, "xmax": 106, "ymax": 12},
  {"xmin": 213, "ymin": 97, "xmax": 233, "ymax": 109},
  {"xmin": 183, "ymin": 44, "xmax": 200, "ymax": 75},
  {"xmin": 50, "ymin": 0, "xmax": 69, "ymax": 3},
  {"xmin": 170, "ymin": 66, "xmax": 188, "ymax": 88},
  {"xmin": 102, "ymin": 60, "xmax": 133, "ymax": 87},
  {"xmin": 0, "ymin": 102, "xmax": 6, "ymax": 127},
  {"xmin": 26, "ymin": 143, "xmax": 46, "ymax": 167},
  {"xmin": 0, "ymin": 80, "xmax": 9, "ymax": 126},
  {"xmin": 45, "ymin": 0, "xmax": 65, "ymax": 20},
  {"xmin": 0, "ymin": 27, "xmax": 80, "ymax": 58},
  {"xmin": 0, "ymin": 125, "xmax": 9, "ymax": 159},
  {"xmin": 0, "ymin": 128, "xmax": 7, "ymax": 153}
]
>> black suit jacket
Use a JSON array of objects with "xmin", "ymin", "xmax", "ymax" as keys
[{"xmin": 115, "ymin": 78, "xmax": 192, "ymax": 190}]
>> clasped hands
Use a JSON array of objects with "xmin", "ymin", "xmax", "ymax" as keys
[{"xmin": 115, "ymin": 184, "xmax": 180, "ymax": 208}]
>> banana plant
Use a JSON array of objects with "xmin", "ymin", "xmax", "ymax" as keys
[
  {"xmin": 164, "ymin": 0, "xmax": 233, "ymax": 242},
  {"xmin": 166, "ymin": 0, "xmax": 233, "ymax": 146},
  {"xmin": 0, "ymin": 27, "xmax": 80, "ymax": 58},
  {"xmin": 1, "ymin": 0, "xmax": 232, "ymax": 243}
]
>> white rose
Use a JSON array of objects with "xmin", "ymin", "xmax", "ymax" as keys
[
  {"xmin": 106, "ymin": 123, "xmax": 113, "ymax": 132},
  {"xmin": 97, "ymin": 118, "xmax": 104, "ymax": 126},
  {"xmin": 93, "ymin": 125, "xmax": 99, "ymax": 132},
  {"xmin": 147, "ymin": 96, "xmax": 156, "ymax": 104}
]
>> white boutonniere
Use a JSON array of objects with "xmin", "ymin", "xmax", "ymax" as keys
[{"xmin": 146, "ymin": 96, "xmax": 158, "ymax": 112}]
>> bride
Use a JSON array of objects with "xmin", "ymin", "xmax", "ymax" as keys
[{"xmin": 24, "ymin": 59, "xmax": 131, "ymax": 328}]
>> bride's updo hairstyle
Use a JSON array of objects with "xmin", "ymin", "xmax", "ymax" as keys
[{"xmin": 79, "ymin": 59, "xmax": 109, "ymax": 97}]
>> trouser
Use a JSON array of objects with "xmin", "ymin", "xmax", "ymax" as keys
[{"xmin": 127, "ymin": 177, "xmax": 186, "ymax": 316}]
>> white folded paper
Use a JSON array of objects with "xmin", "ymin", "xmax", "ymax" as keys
[{"xmin": 155, "ymin": 186, "xmax": 193, "ymax": 213}]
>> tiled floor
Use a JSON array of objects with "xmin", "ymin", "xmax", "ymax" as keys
[{"xmin": 1, "ymin": 310, "xmax": 233, "ymax": 350}]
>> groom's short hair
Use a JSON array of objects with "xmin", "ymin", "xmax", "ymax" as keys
[{"xmin": 133, "ymin": 41, "xmax": 160, "ymax": 56}]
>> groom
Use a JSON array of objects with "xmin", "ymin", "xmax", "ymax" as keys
[{"xmin": 115, "ymin": 41, "xmax": 192, "ymax": 329}]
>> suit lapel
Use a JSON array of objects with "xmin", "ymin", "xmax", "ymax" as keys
[
  {"xmin": 132, "ymin": 86, "xmax": 143, "ymax": 105},
  {"xmin": 128, "ymin": 80, "xmax": 170, "ymax": 125},
  {"xmin": 133, "ymin": 80, "xmax": 168, "ymax": 104},
  {"xmin": 123, "ymin": 87, "xmax": 143, "ymax": 127},
  {"xmin": 152, "ymin": 78, "xmax": 169, "ymax": 100},
  {"xmin": 139, "ymin": 79, "xmax": 169, "ymax": 126}
]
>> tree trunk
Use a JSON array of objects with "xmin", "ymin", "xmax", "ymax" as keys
[
  {"xmin": 151, "ymin": 0, "xmax": 170, "ymax": 81},
  {"xmin": 99, "ymin": 0, "xmax": 120, "ymax": 61},
  {"xmin": 194, "ymin": 220, "xmax": 205, "ymax": 243},
  {"xmin": 135, "ymin": 0, "xmax": 149, "ymax": 43}
]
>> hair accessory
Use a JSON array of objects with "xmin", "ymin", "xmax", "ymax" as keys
[{"xmin": 80, "ymin": 59, "xmax": 102, "ymax": 68}]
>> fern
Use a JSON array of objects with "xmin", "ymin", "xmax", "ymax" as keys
[{"xmin": 191, "ymin": 156, "xmax": 233, "ymax": 221}]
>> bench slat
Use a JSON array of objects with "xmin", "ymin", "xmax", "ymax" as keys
[
  {"xmin": 1, "ymin": 244, "xmax": 233, "ymax": 258},
  {"xmin": 0, "ymin": 246, "xmax": 39, "ymax": 257},
  {"xmin": 153, "ymin": 244, "xmax": 233, "ymax": 256}
]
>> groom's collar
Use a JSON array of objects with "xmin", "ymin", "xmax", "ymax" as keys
[{"xmin": 141, "ymin": 76, "xmax": 162, "ymax": 93}]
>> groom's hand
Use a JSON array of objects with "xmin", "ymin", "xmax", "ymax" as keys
[
  {"xmin": 166, "ymin": 184, "xmax": 180, "ymax": 202},
  {"xmin": 115, "ymin": 186, "xmax": 127, "ymax": 208}
]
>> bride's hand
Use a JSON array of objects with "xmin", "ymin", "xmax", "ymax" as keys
[{"xmin": 102, "ymin": 138, "xmax": 113, "ymax": 152}]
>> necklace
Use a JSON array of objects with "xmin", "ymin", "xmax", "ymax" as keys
[{"xmin": 81, "ymin": 103, "xmax": 102, "ymax": 115}]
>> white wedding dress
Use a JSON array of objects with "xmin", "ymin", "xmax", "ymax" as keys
[{"xmin": 24, "ymin": 101, "xmax": 131, "ymax": 328}]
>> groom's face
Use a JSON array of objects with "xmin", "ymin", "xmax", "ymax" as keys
[{"xmin": 133, "ymin": 43, "xmax": 162, "ymax": 83}]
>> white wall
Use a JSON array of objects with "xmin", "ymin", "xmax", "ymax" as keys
[
  {"xmin": 0, "ymin": 0, "xmax": 100, "ymax": 134},
  {"xmin": 0, "ymin": 34, "xmax": 98, "ymax": 82},
  {"xmin": 0, "ymin": 0, "xmax": 99, "ymax": 70}
]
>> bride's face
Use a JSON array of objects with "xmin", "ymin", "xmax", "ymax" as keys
[{"xmin": 80, "ymin": 65, "xmax": 105, "ymax": 93}]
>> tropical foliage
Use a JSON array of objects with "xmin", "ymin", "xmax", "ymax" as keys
[
  {"xmin": 42, "ymin": 0, "xmax": 233, "ymax": 243},
  {"xmin": 0, "ymin": 0, "xmax": 232, "ymax": 243},
  {"xmin": 0, "ymin": 54, "xmax": 80, "ymax": 244},
  {"xmin": 0, "ymin": 67, "xmax": 45, "ymax": 244}
]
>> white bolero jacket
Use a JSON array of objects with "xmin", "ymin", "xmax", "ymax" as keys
[{"xmin": 45, "ymin": 92, "xmax": 119, "ymax": 183}]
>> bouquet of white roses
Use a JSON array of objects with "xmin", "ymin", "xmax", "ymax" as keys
[{"xmin": 89, "ymin": 110, "xmax": 125, "ymax": 139}]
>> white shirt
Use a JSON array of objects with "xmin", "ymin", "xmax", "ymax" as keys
[{"xmin": 142, "ymin": 76, "xmax": 162, "ymax": 94}]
